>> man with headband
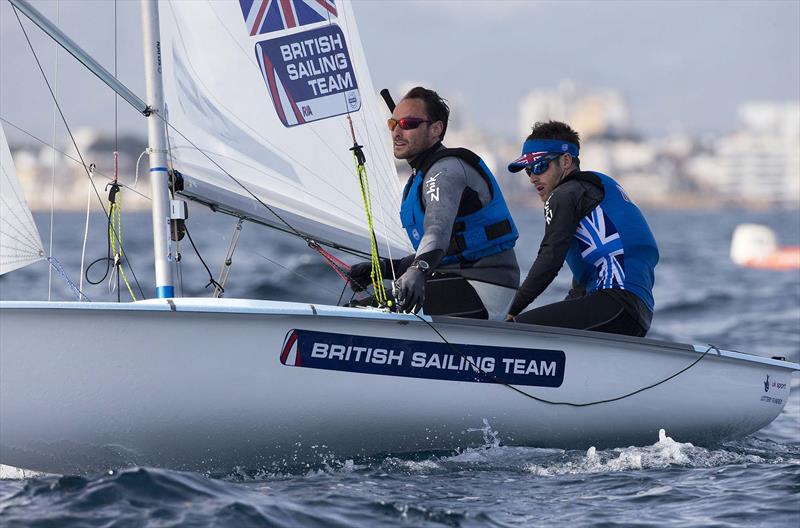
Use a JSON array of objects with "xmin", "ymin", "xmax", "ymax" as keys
[
  {"xmin": 505, "ymin": 120, "xmax": 659, "ymax": 337},
  {"xmin": 348, "ymin": 86, "xmax": 520, "ymax": 319}
]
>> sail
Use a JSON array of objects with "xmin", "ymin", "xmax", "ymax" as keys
[
  {"xmin": 158, "ymin": 0, "xmax": 411, "ymax": 257},
  {"xmin": 0, "ymin": 123, "xmax": 45, "ymax": 275}
]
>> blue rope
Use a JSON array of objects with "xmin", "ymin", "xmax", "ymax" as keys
[{"xmin": 47, "ymin": 256, "xmax": 91, "ymax": 302}]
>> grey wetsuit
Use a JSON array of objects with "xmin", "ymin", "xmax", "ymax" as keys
[{"xmin": 401, "ymin": 145, "xmax": 520, "ymax": 319}]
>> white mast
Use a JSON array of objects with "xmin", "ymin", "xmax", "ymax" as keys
[{"xmin": 140, "ymin": 0, "xmax": 174, "ymax": 298}]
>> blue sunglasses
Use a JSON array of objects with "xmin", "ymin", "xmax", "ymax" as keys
[{"xmin": 524, "ymin": 153, "xmax": 562, "ymax": 176}]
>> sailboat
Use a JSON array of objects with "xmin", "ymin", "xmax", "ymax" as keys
[{"xmin": 1, "ymin": 0, "xmax": 797, "ymax": 476}]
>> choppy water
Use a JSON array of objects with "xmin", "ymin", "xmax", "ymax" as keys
[{"xmin": 1, "ymin": 207, "xmax": 799, "ymax": 527}]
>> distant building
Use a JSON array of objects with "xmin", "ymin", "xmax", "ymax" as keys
[
  {"xmin": 517, "ymin": 80, "xmax": 632, "ymax": 140},
  {"xmin": 686, "ymin": 102, "xmax": 800, "ymax": 207},
  {"xmin": 12, "ymin": 129, "xmax": 149, "ymax": 212}
]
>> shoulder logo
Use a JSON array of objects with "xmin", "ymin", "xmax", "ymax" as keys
[
  {"xmin": 425, "ymin": 172, "xmax": 441, "ymax": 202},
  {"xmin": 544, "ymin": 196, "xmax": 554, "ymax": 225},
  {"xmin": 617, "ymin": 184, "xmax": 632, "ymax": 203}
]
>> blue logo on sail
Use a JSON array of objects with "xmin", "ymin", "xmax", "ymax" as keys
[{"xmin": 254, "ymin": 24, "xmax": 361, "ymax": 127}]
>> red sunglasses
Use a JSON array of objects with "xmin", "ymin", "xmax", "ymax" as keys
[{"xmin": 387, "ymin": 117, "xmax": 432, "ymax": 131}]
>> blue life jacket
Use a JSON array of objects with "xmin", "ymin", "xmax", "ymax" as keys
[
  {"xmin": 400, "ymin": 148, "xmax": 518, "ymax": 265},
  {"xmin": 565, "ymin": 172, "xmax": 659, "ymax": 311}
]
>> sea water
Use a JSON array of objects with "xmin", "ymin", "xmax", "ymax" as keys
[{"xmin": 1, "ymin": 207, "xmax": 798, "ymax": 527}]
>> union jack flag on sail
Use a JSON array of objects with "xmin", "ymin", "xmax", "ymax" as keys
[
  {"xmin": 239, "ymin": 0, "xmax": 338, "ymax": 36},
  {"xmin": 574, "ymin": 206, "xmax": 626, "ymax": 290}
]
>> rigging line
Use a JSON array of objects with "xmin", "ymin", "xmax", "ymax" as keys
[
  {"xmin": 79, "ymin": 167, "xmax": 92, "ymax": 295},
  {"xmin": 0, "ymin": 118, "xmax": 151, "ymax": 200},
  {"xmin": 182, "ymin": 223, "xmax": 224, "ymax": 293},
  {"xmin": 13, "ymin": 6, "xmax": 146, "ymax": 298},
  {"xmin": 336, "ymin": 277, "xmax": 350, "ymax": 306},
  {"xmin": 48, "ymin": 0, "xmax": 60, "ymax": 301},
  {"xmin": 253, "ymin": 250, "xmax": 345, "ymax": 298},
  {"xmin": 114, "ymin": 0, "xmax": 118, "ymax": 157},
  {"xmin": 169, "ymin": 2, "xmax": 364, "ymax": 213},
  {"xmin": 47, "ymin": 255, "xmax": 90, "ymax": 302},
  {"xmin": 411, "ymin": 311, "xmax": 718, "ymax": 408}
]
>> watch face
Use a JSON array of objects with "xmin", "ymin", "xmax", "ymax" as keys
[{"xmin": 416, "ymin": 260, "xmax": 430, "ymax": 271}]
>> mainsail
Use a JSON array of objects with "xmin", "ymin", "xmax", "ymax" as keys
[
  {"xmin": 0, "ymin": 123, "xmax": 45, "ymax": 275},
  {"xmin": 158, "ymin": 0, "xmax": 411, "ymax": 257}
]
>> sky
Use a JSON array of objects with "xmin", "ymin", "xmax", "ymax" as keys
[{"xmin": 1, "ymin": 0, "xmax": 799, "ymax": 148}]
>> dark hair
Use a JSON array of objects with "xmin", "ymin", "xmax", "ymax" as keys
[
  {"xmin": 403, "ymin": 86, "xmax": 450, "ymax": 141},
  {"xmin": 527, "ymin": 120, "xmax": 581, "ymax": 165}
]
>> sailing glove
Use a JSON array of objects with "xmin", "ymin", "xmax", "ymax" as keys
[
  {"xmin": 396, "ymin": 266, "xmax": 425, "ymax": 313},
  {"xmin": 348, "ymin": 259, "xmax": 392, "ymax": 292},
  {"xmin": 348, "ymin": 261, "xmax": 374, "ymax": 292}
]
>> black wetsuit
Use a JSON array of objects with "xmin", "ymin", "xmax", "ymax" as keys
[{"xmin": 509, "ymin": 171, "xmax": 653, "ymax": 337}]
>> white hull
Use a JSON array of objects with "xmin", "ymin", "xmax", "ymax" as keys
[{"xmin": 1, "ymin": 298, "xmax": 797, "ymax": 475}]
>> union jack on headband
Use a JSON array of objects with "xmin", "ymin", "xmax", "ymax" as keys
[
  {"xmin": 574, "ymin": 206, "xmax": 626, "ymax": 290},
  {"xmin": 240, "ymin": 0, "xmax": 337, "ymax": 36}
]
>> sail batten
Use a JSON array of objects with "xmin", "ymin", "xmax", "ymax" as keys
[{"xmin": 159, "ymin": 0, "xmax": 411, "ymax": 256}]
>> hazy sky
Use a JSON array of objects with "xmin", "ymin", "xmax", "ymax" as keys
[{"xmin": 1, "ymin": 0, "xmax": 798, "ymax": 147}]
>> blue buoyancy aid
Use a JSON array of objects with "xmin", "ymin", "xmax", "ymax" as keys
[
  {"xmin": 400, "ymin": 148, "xmax": 519, "ymax": 265},
  {"xmin": 565, "ymin": 172, "xmax": 659, "ymax": 311}
]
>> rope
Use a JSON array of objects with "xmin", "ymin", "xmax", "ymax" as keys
[
  {"xmin": 47, "ymin": 0, "xmax": 60, "ymax": 301},
  {"xmin": 308, "ymin": 240, "xmax": 351, "ymax": 282},
  {"xmin": 347, "ymin": 115, "xmax": 390, "ymax": 307},
  {"xmin": 47, "ymin": 256, "xmax": 90, "ymax": 302},
  {"xmin": 413, "ymin": 312, "xmax": 720, "ymax": 407},
  {"xmin": 183, "ymin": 223, "xmax": 224, "ymax": 293},
  {"xmin": 108, "ymin": 189, "xmax": 136, "ymax": 301}
]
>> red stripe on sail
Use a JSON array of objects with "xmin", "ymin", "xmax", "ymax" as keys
[
  {"xmin": 250, "ymin": 0, "xmax": 269, "ymax": 35},
  {"xmin": 315, "ymin": 0, "xmax": 337, "ymax": 17},
  {"xmin": 282, "ymin": 81, "xmax": 305, "ymax": 124},
  {"xmin": 261, "ymin": 52, "xmax": 289, "ymax": 126},
  {"xmin": 280, "ymin": 0, "xmax": 297, "ymax": 28}
]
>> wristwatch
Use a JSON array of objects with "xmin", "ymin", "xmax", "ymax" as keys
[{"xmin": 409, "ymin": 259, "xmax": 430, "ymax": 273}]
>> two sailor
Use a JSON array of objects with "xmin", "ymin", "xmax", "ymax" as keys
[{"xmin": 349, "ymin": 87, "xmax": 659, "ymax": 337}]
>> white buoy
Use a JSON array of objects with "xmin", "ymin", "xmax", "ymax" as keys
[
  {"xmin": 730, "ymin": 223, "xmax": 800, "ymax": 270},
  {"xmin": 730, "ymin": 224, "xmax": 778, "ymax": 266}
]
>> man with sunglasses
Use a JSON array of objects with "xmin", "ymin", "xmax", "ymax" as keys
[
  {"xmin": 349, "ymin": 86, "xmax": 520, "ymax": 319},
  {"xmin": 505, "ymin": 120, "xmax": 659, "ymax": 337}
]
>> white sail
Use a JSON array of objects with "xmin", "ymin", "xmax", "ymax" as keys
[
  {"xmin": 158, "ymin": 0, "xmax": 411, "ymax": 256},
  {"xmin": 0, "ymin": 123, "xmax": 45, "ymax": 275}
]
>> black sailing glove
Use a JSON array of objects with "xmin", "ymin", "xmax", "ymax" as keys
[
  {"xmin": 347, "ymin": 261, "xmax": 374, "ymax": 292},
  {"xmin": 395, "ymin": 266, "xmax": 426, "ymax": 313},
  {"xmin": 348, "ymin": 259, "xmax": 392, "ymax": 292}
]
